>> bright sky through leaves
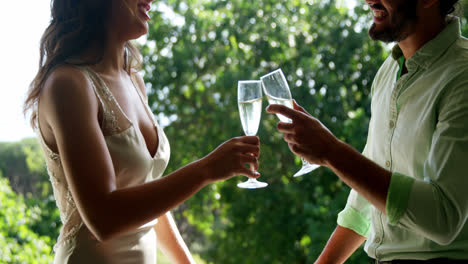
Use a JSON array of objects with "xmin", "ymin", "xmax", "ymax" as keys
[{"xmin": 0, "ymin": 0, "xmax": 357, "ymax": 142}]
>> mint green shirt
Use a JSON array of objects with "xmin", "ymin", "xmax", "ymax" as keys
[{"xmin": 337, "ymin": 17, "xmax": 468, "ymax": 260}]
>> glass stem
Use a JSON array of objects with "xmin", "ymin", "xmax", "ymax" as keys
[{"xmin": 247, "ymin": 178, "xmax": 257, "ymax": 183}]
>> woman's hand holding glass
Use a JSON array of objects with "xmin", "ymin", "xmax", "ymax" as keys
[
  {"xmin": 236, "ymin": 81, "xmax": 268, "ymax": 189},
  {"xmin": 200, "ymin": 136, "xmax": 261, "ymax": 184}
]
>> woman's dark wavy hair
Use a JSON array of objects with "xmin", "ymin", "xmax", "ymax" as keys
[
  {"xmin": 440, "ymin": 0, "xmax": 461, "ymax": 17},
  {"xmin": 24, "ymin": 0, "xmax": 142, "ymax": 129}
]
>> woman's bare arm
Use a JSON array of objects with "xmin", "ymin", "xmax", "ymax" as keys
[
  {"xmin": 315, "ymin": 225, "xmax": 366, "ymax": 264},
  {"xmin": 154, "ymin": 212, "xmax": 195, "ymax": 264},
  {"xmin": 40, "ymin": 66, "xmax": 260, "ymax": 241}
]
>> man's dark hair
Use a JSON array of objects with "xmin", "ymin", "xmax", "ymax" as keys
[{"xmin": 440, "ymin": 0, "xmax": 460, "ymax": 17}]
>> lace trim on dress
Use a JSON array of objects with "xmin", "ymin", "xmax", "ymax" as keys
[
  {"xmin": 38, "ymin": 143, "xmax": 83, "ymax": 252},
  {"xmin": 53, "ymin": 222, "xmax": 83, "ymax": 252},
  {"xmin": 83, "ymin": 68, "xmax": 123, "ymax": 136},
  {"xmin": 105, "ymin": 109, "xmax": 121, "ymax": 135},
  {"xmin": 44, "ymin": 143, "xmax": 61, "ymax": 165},
  {"xmin": 44, "ymin": 148, "xmax": 61, "ymax": 185},
  {"xmin": 35, "ymin": 65, "xmax": 123, "ymax": 253},
  {"xmin": 99, "ymin": 80, "xmax": 121, "ymax": 134},
  {"xmin": 36, "ymin": 132, "xmax": 83, "ymax": 252}
]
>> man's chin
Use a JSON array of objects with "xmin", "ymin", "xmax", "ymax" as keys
[
  {"xmin": 368, "ymin": 24, "xmax": 395, "ymax": 43},
  {"xmin": 368, "ymin": 23, "xmax": 398, "ymax": 43}
]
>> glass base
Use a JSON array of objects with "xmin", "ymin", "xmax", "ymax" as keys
[
  {"xmin": 237, "ymin": 178, "xmax": 268, "ymax": 189},
  {"xmin": 293, "ymin": 163, "xmax": 320, "ymax": 177}
]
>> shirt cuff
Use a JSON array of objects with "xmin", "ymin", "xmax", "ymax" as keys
[
  {"xmin": 337, "ymin": 205, "xmax": 371, "ymax": 237},
  {"xmin": 386, "ymin": 172, "xmax": 415, "ymax": 225}
]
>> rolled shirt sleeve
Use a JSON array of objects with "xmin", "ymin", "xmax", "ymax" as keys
[
  {"xmin": 337, "ymin": 145, "xmax": 372, "ymax": 237},
  {"xmin": 338, "ymin": 189, "xmax": 372, "ymax": 237},
  {"xmin": 386, "ymin": 80, "xmax": 468, "ymax": 245},
  {"xmin": 386, "ymin": 172, "xmax": 414, "ymax": 225}
]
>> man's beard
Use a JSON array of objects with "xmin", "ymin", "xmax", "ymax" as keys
[{"xmin": 369, "ymin": 1, "xmax": 419, "ymax": 43}]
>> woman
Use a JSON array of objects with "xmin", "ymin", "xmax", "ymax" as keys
[{"xmin": 23, "ymin": 0, "xmax": 261, "ymax": 263}]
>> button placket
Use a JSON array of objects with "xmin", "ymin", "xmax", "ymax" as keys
[
  {"xmin": 386, "ymin": 78, "xmax": 404, "ymax": 172},
  {"xmin": 385, "ymin": 160, "xmax": 391, "ymax": 168}
]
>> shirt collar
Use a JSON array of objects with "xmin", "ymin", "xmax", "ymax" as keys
[{"xmin": 391, "ymin": 16, "xmax": 461, "ymax": 71}]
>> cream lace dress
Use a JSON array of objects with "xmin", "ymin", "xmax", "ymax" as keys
[{"xmin": 37, "ymin": 66, "xmax": 170, "ymax": 264}]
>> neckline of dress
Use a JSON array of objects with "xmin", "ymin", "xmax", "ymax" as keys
[{"xmin": 85, "ymin": 66, "xmax": 160, "ymax": 160}]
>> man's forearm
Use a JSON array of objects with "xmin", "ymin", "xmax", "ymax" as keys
[
  {"xmin": 316, "ymin": 225, "xmax": 367, "ymax": 264},
  {"xmin": 266, "ymin": 102, "xmax": 391, "ymax": 213},
  {"xmin": 326, "ymin": 139, "xmax": 392, "ymax": 214}
]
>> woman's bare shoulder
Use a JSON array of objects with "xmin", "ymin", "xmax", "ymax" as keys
[
  {"xmin": 43, "ymin": 65, "xmax": 89, "ymax": 92},
  {"xmin": 40, "ymin": 65, "xmax": 98, "ymax": 124}
]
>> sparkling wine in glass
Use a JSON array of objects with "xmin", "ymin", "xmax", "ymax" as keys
[
  {"xmin": 260, "ymin": 69, "xmax": 320, "ymax": 177},
  {"xmin": 237, "ymin": 80, "xmax": 268, "ymax": 189}
]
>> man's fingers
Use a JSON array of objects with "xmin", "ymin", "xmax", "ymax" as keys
[
  {"xmin": 266, "ymin": 104, "xmax": 299, "ymax": 120},
  {"xmin": 277, "ymin": 122, "xmax": 294, "ymax": 133},
  {"xmin": 293, "ymin": 100, "xmax": 311, "ymax": 116},
  {"xmin": 283, "ymin": 133, "xmax": 298, "ymax": 144},
  {"xmin": 288, "ymin": 143, "xmax": 306, "ymax": 156}
]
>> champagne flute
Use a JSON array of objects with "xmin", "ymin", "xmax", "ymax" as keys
[
  {"xmin": 260, "ymin": 69, "xmax": 320, "ymax": 177},
  {"xmin": 237, "ymin": 80, "xmax": 268, "ymax": 189}
]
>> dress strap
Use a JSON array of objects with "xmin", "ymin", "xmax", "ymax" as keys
[
  {"xmin": 35, "ymin": 65, "xmax": 109, "ymax": 157},
  {"xmin": 79, "ymin": 66, "xmax": 131, "ymax": 136}
]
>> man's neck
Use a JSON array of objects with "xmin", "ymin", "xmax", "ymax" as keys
[{"xmin": 398, "ymin": 17, "xmax": 446, "ymax": 59}]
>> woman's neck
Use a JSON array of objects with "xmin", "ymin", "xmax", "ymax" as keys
[{"xmin": 91, "ymin": 33, "xmax": 127, "ymax": 76}]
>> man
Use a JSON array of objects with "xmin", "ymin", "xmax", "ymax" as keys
[{"xmin": 267, "ymin": 0, "xmax": 468, "ymax": 263}]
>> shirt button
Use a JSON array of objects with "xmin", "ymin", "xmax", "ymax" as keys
[
  {"xmin": 385, "ymin": 161, "xmax": 391, "ymax": 168},
  {"xmin": 389, "ymin": 120, "xmax": 395, "ymax": 128},
  {"xmin": 375, "ymin": 237, "xmax": 381, "ymax": 243}
]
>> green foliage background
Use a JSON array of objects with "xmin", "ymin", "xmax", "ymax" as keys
[
  {"xmin": 140, "ymin": 1, "xmax": 467, "ymax": 263},
  {"xmin": 0, "ymin": 174, "xmax": 54, "ymax": 263},
  {"xmin": 0, "ymin": 0, "xmax": 467, "ymax": 263},
  {"xmin": 141, "ymin": 1, "xmax": 383, "ymax": 263}
]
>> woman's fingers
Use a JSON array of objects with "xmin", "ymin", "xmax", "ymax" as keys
[
  {"xmin": 235, "ymin": 135, "xmax": 260, "ymax": 145},
  {"xmin": 237, "ymin": 167, "xmax": 261, "ymax": 178},
  {"xmin": 233, "ymin": 136, "xmax": 260, "ymax": 156},
  {"xmin": 236, "ymin": 142, "xmax": 260, "ymax": 157},
  {"xmin": 239, "ymin": 153, "xmax": 258, "ymax": 170}
]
